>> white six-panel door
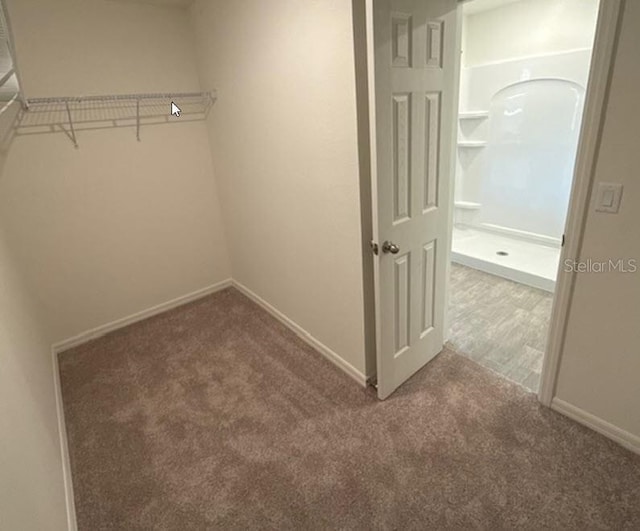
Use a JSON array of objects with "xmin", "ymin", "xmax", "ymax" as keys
[{"xmin": 372, "ymin": 0, "xmax": 458, "ymax": 399}]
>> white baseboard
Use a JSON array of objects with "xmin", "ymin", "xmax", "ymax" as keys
[
  {"xmin": 232, "ymin": 280, "xmax": 368, "ymax": 387},
  {"xmin": 52, "ymin": 347, "xmax": 77, "ymax": 531},
  {"xmin": 52, "ymin": 279, "xmax": 233, "ymax": 354},
  {"xmin": 551, "ymin": 398, "xmax": 640, "ymax": 455}
]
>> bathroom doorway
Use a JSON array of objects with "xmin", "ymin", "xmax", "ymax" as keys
[
  {"xmin": 447, "ymin": 0, "xmax": 601, "ymax": 392},
  {"xmin": 355, "ymin": 0, "xmax": 620, "ymax": 400}
]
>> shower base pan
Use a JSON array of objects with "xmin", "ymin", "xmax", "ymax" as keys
[{"xmin": 451, "ymin": 227, "xmax": 560, "ymax": 292}]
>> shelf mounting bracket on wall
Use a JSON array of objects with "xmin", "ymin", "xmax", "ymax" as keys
[
  {"xmin": 136, "ymin": 99, "xmax": 141, "ymax": 142},
  {"xmin": 63, "ymin": 101, "xmax": 78, "ymax": 148}
]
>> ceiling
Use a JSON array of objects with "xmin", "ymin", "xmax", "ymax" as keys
[
  {"xmin": 108, "ymin": 0, "xmax": 195, "ymax": 8},
  {"xmin": 463, "ymin": 0, "xmax": 524, "ymax": 16}
]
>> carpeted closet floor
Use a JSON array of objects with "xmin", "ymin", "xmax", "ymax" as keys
[{"xmin": 59, "ymin": 288, "xmax": 640, "ymax": 530}]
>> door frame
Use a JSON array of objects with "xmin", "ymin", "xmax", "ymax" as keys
[
  {"xmin": 537, "ymin": 0, "xmax": 624, "ymax": 405},
  {"xmin": 353, "ymin": 0, "xmax": 625, "ymax": 401}
]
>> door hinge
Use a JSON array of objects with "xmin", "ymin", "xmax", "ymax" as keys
[
  {"xmin": 370, "ymin": 240, "xmax": 379, "ymax": 255},
  {"xmin": 562, "ymin": 234, "xmax": 566, "ymax": 247}
]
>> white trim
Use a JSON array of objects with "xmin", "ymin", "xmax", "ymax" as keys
[
  {"xmin": 538, "ymin": 0, "xmax": 624, "ymax": 406},
  {"xmin": 478, "ymin": 223, "xmax": 561, "ymax": 248},
  {"xmin": 444, "ymin": 7, "xmax": 465, "ymax": 344},
  {"xmin": 232, "ymin": 280, "xmax": 368, "ymax": 387},
  {"xmin": 366, "ymin": 0, "xmax": 384, "ymax": 390},
  {"xmin": 551, "ymin": 398, "xmax": 640, "ymax": 455},
  {"xmin": 52, "ymin": 279, "xmax": 232, "ymax": 353},
  {"xmin": 52, "ymin": 347, "xmax": 77, "ymax": 531}
]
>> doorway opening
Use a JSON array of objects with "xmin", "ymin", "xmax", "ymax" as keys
[{"xmin": 446, "ymin": 0, "xmax": 600, "ymax": 392}]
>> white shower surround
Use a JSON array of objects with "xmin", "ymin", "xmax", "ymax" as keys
[
  {"xmin": 456, "ymin": 48, "xmax": 593, "ymax": 243},
  {"xmin": 483, "ymin": 77, "xmax": 585, "ymax": 240},
  {"xmin": 453, "ymin": 49, "xmax": 593, "ymax": 290}
]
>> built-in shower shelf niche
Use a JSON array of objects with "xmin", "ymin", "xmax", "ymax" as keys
[
  {"xmin": 459, "ymin": 111, "xmax": 489, "ymax": 120},
  {"xmin": 455, "ymin": 201, "xmax": 481, "ymax": 210},
  {"xmin": 15, "ymin": 91, "xmax": 216, "ymax": 147},
  {"xmin": 457, "ymin": 140, "xmax": 487, "ymax": 148},
  {"xmin": 453, "ymin": 201, "xmax": 482, "ymax": 226}
]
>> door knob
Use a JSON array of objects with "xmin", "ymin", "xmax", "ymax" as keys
[{"xmin": 382, "ymin": 241, "xmax": 400, "ymax": 254}]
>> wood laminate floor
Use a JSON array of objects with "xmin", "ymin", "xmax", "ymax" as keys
[{"xmin": 447, "ymin": 263, "xmax": 553, "ymax": 392}]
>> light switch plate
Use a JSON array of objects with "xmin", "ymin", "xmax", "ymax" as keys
[{"xmin": 595, "ymin": 182, "xmax": 623, "ymax": 213}]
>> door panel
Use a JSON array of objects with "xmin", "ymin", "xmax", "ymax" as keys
[
  {"xmin": 392, "ymin": 93, "xmax": 411, "ymax": 223},
  {"xmin": 373, "ymin": 0, "xmax": 458, "ymax": 399},
  {"xmin": 421, "ymin": 240, "xmax": 436, "ymax": 335},
  {"xmin": 394, "ymin": 252, "xmax": 411, "ymax": 355},
  {"xmin": 424, "ymin": 92, "xmax": 440, "ymax": 210}
]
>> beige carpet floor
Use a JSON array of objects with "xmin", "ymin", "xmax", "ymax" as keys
[{"xmin": 59, "ymin": 288, "xmax": 640, "ymax": 530}]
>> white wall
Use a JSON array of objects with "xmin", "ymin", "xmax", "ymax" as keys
[
  {"xmin": 9, "ymin": 0, "xmax": 200, "ymax": 98},
  {"xmin": 190, "ymin": 0, "xmax": 367, "ymax": 377},
  {"xmin": 2, "ymin": 0, "xmax": 231, "ymax": 343},
  {"xmin": 0, "ymin": 104, "xmax": 67, "ymax": 530},
  {"xmin": 463, "ymin": 0, "xmax": 599, "ymax": 67},
  {"xmin": 555, "ymin": 0, "xmax": 640, "ymax": 441}
]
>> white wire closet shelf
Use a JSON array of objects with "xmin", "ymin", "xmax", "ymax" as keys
[{"xmin": 15, "ymin": 91, "xmax": 216, "ymax": 147}]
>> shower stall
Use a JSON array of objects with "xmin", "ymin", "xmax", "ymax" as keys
[{"xmin": 452, "ymin": 51, "xmax": 591, "ymax": 292}]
